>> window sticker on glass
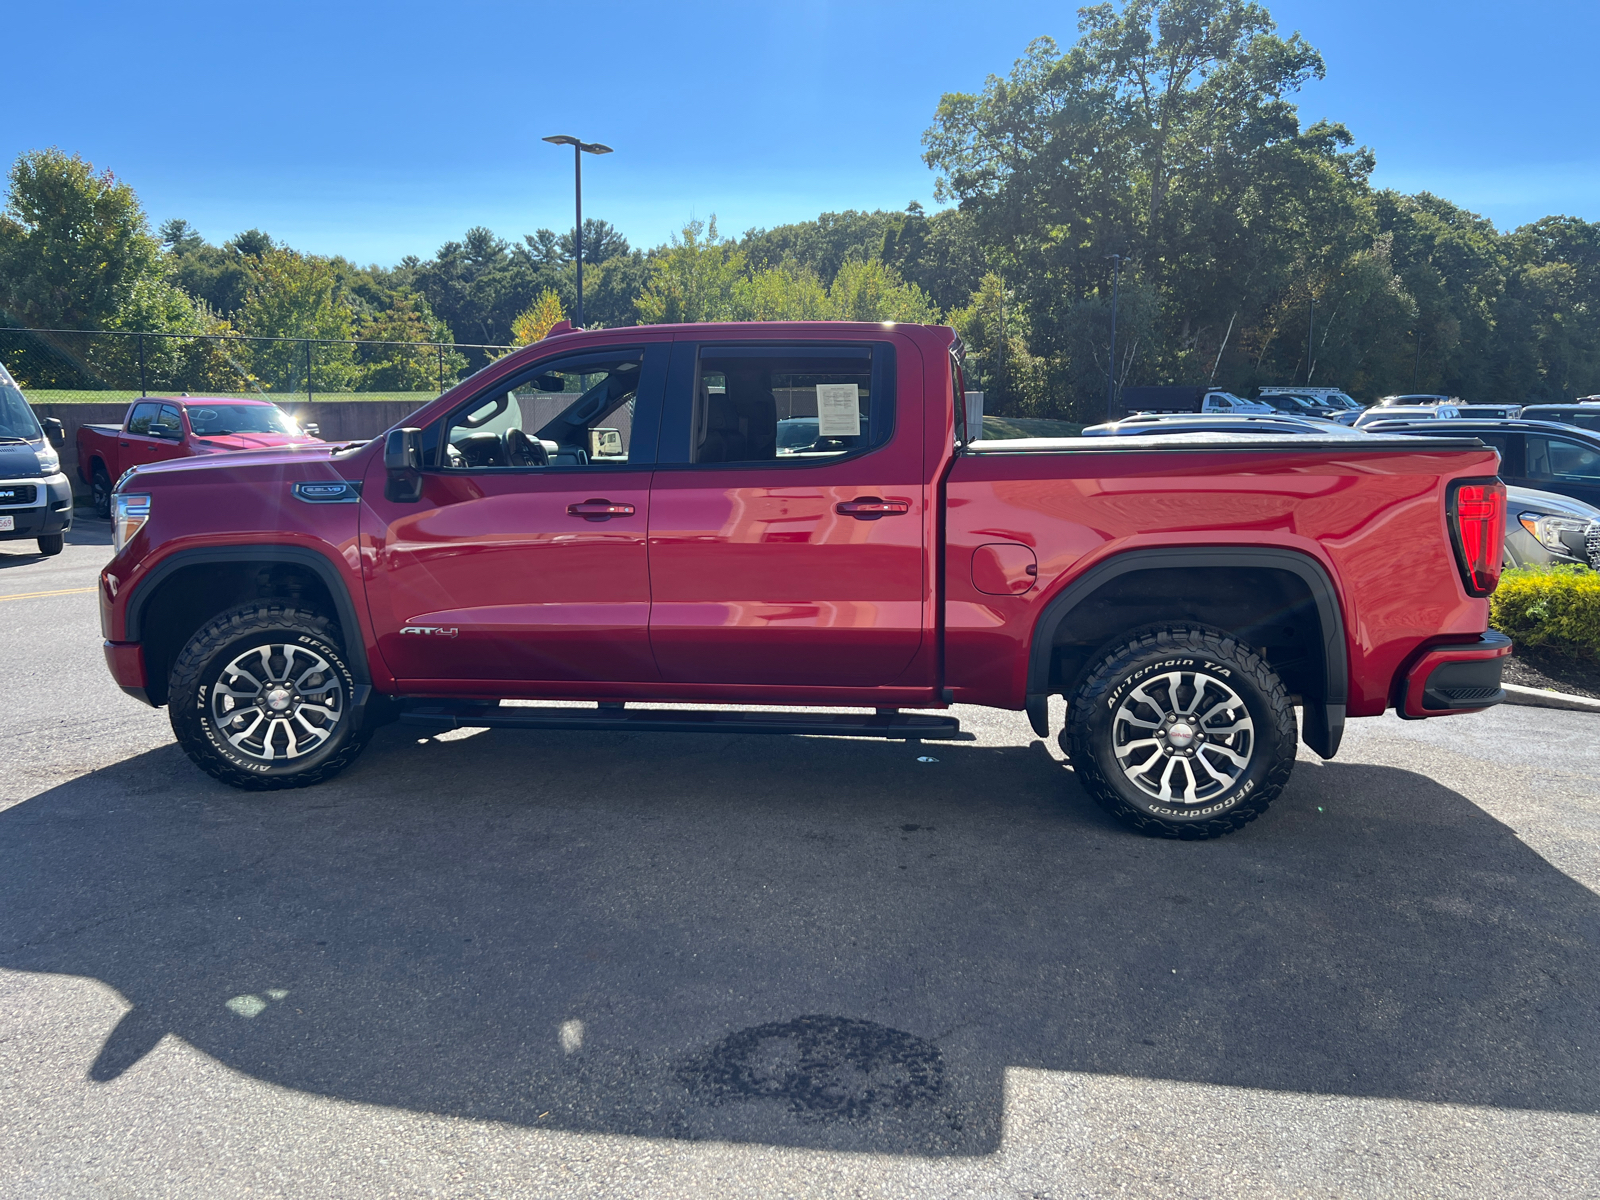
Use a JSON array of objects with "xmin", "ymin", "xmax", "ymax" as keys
[{"xmin": 817, "ymin": 383, "xmax": 862, "ymax": 437}]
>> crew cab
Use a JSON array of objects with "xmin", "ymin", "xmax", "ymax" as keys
[
  {"xmin": 97, "ymin": 322, "xmax": 1511, "ymax": 839},
  {"xmin": 77, "ymin": 396, "xmax": 322, "ymax": 517}
]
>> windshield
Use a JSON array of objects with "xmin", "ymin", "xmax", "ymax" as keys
[
  {"xmin": 187, "ymin": 403, "xmax": 300, "ymax": 436},
  {"xmin": 0, "ymin": 382, "xmax": 43, "ymax": 441},
  {"xmin": 776, "ymin": 417, "xmax": 820, "ymax": 453}
]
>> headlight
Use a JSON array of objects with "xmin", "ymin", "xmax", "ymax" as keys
[
  {"xmin": 37, "ymin": 447, "xmax": 60, "ymax": 474},
  {"xmin": 112, "ymin": 493, "xmax": 151, "ymax": 554},
  {"xmin": 1519, "ymin": 512, "xmax": 1591, "ymax": 555}
]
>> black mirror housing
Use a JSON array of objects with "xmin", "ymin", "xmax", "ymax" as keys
[
  {"xmin": 302, "ymin": 422, "xmax": 321, "ymax": 437},
  {"xmin": 42, "ymin": 417, "xmax": 65, "ymax": 448},
  {"xmin": 384, "ymin": 427, "xmax": 424, "ymax": 502}
]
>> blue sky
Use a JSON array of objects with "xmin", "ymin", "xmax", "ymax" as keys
[{"xmin": 6, "ymin": 1, "xmax": 1598, "ymax": 265}]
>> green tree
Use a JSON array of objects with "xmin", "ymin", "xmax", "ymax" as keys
[
  {"xmin": 355, "ymin": 290, "xmax": 464, "ymax": 391},
  {"xmin": 239, "ymin": 248, "xmax": 358, "ymax": 392},
  {"xmin": 0, "ymin": 148, "xmax": 162, "ymax": 329},
  {"xmin": 635, "ymin": 218, "xmax": 746, "ymax": 323},
  {"xmin": 823, "ymin": 259, "xmax": 941, "ymax": 323},
  {"xmin": 923, "ymin": 2, "xmax": 1378, "ymax": 416},
  {"xmin": 511, "ymin": 288, "xmax": 567, "ymax": 345},
  {"xmin": 729, "ymin": 264, "xmax": 831, "ymax": 320},
  {"xmin": 739, "ymin": 210, "xmax": 896, "ymax": 282},
  {"xmin": 412, "ymin": 226, "xmax": 555, "ymax": 363}
]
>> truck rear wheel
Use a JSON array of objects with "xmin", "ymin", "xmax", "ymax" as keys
[
  {"xmin": 1065, "ymin": 624, "xmax": 1297, "ymax": 839},
  {"xmin": 168, "ymin": 604, "xmax": 372, "ymax": 791},
  {"xmin": 91, "ymin": 466, "xmax": 112, "ymax": 520}
]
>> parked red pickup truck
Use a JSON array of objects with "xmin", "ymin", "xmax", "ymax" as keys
[
  {"xmin": 97, "ymin": 322, "xmax": 1509, "ymax": 838},
  {"xmin": 78, "ymin": 396, "xmax": 322, "ymax": 516}
]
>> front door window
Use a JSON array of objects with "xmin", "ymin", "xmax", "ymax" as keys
[{"xmin": 440, "ymin": 353, "xmax": 645, "ymax": 469}]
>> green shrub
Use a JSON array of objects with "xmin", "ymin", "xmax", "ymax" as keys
[{"xmin": 1491, "ymin": 565, "xmax": 1600, "ymax": 659}]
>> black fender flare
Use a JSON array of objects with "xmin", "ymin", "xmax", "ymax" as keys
[
  {"xmin": 125, "ymin": 545, "xmax": 376, "ymax": 717},
  {"xmin": 1024, "ymin": 546, "xmax": 1348, "ymax": 759}
]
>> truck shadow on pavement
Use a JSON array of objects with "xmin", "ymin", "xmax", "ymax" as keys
[{"xmin": 3, "ymin": 726, "xmax": 1597, "ymax": 1156}]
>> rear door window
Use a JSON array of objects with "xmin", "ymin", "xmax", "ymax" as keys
[
  {"xmin": 126, "ymin": 402, "xmax": 160, "ymax": 436},
  {"xmin": 668, "ymin": 343, "xmax": 895, "ymax": 466},
  {"xmin": 1527, "ymin": 434, "xmax": 1600, "ymax": 484}
]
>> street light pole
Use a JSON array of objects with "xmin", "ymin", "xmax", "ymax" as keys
[
  {"xmin": 1306, "ymin": 296, "xmax": 1315, "ymax": 385},
  {"xmin": 1106, "ymin": 254, "xmax": 1123, "ymax": 420},
  {"xmin": 542, "ymin": 135, "xmax": 614, "ymax": 329}
]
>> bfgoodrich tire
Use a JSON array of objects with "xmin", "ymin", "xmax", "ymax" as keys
[
  {"xmin": 168, "ymin": 604, "xmax": 372, "ymax": 791},
  {"xmin": 1065, "ymin": 624, "xmax": 1297, "ymax": 840}
]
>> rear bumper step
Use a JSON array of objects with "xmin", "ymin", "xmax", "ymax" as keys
[
  {"xmin": 399, "ymin": 703, "xmax": 965, "ymax": 740},
  {"xmin": 1396, "ymin": 630, "xmax": 1512, "ymax": 719}
]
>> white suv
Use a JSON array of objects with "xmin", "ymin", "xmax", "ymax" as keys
[{"xmin": 1200, "ymin": 391, "xmax": 1275, "ymax": 415}]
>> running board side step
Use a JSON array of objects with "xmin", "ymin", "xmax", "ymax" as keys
[{"xmin": 399, "ymin": 703, "xmax": 966, "ymax": 740}]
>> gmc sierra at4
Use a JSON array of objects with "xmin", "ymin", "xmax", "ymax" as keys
[{"xmin": 96, "ymin": 321, "xmax": 1510, "ymax": 839}]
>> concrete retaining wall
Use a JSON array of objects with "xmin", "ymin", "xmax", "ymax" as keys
[{"xmin": 31, "ymin": 400, "xmax": 425, "ymax": 493}]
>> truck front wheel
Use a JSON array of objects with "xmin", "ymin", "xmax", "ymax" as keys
[
  {"xmin": 168, "ymin": 604, "xmax": 373, "ymax": 791},
  {"xmin": 1065, "ymin": 624, "xmax": 1297, "ymax": 839}
]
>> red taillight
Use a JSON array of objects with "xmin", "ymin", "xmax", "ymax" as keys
[{"xmin": 1448, "ymin": 478, "xmax": 1506, "ymax": 597}]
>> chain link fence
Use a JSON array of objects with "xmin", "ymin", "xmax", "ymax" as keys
[{"xmin": 0, "ymin": 327, "xmax": 514, "ymax": 405}]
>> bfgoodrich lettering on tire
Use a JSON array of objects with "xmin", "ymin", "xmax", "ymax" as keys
[
  {"xmin": 1065, "ymin": 623, "xmax": 1297, "ymax": 839},
  {"xmin": 168, "ymin": 603, "xmax": 373, "ymax": 791}
]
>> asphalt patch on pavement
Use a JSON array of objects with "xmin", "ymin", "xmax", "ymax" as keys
[{"xmin": 681, "ymin": 1014, "xmax": 945, "ymax": 1121}]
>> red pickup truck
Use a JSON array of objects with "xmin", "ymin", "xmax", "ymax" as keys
[
  {"xmin": 78, "ymin": 396, "xmax": 322, "ymax": 516},
  {"xmin": 96, "ymin": 322, "xmax": 1509, "ymax": 839}
]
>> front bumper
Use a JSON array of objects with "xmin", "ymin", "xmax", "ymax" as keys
[
  {"xmin": 1395, "ymin": 630, "xmax": 1512, "ymax": 718},
  {"xmin": 0, "ymin": 474, "xmax": 73, "ymax": 540},
  {"xmin": 103, "ymin": 640, "xmax": 154, "ymax": 705}
]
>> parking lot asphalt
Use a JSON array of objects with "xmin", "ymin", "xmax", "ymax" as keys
[{"xmin": 3, "ymin": 523, "xmax": 1599, "ymax": 1198}]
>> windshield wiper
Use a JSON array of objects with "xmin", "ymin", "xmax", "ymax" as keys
[{"xmin": 0, "ymin": 435, "xmax": 28, "ymax": 444}]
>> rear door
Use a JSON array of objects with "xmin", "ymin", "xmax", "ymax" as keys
[
  {"xmin": 645, "ymin": 336, "xmax": 930, "ymax": 686},
  {"xmin": 362, "ymin": 343, "xmax": 667, "ymax": 683},
  {"xmin": 120, "ymin": 402, "xmax": 165, "ymax": 470},
  {"xmin": 1523, "ymin": 430, "xmax": 1600, "ymax": 506}
]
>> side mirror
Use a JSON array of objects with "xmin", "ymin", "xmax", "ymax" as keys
[
  {"xmin": 301, "ymin": 422, "xmax": 321, "ymax": 438},
  {"xmin": 42, "ymin": 417, "xmax": 65, "ymax": 448},
  {"xmin": 384, "ymin": 427, "xmax": 424, "ymax": 503}
]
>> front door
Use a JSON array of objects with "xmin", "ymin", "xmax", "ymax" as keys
[
  {"xmin": 362, "ymin": 343, "xmax": 667, "ymax": 684},
  {"xmin": 646, "ymin": 338, "xmax": 929, "ymax": 686},
  {"xmin": 1522, "ymin": 430, "xmax": 1600, "ymax": 507}
]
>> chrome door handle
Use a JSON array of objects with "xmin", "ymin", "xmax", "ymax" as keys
[
  {"xmin": 568, "ymin": 499, "xmax": 636, "ymax": 520},
  {"xmin": 836, "ymin": 497, "xmax": 910, "ymax": 520}
]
